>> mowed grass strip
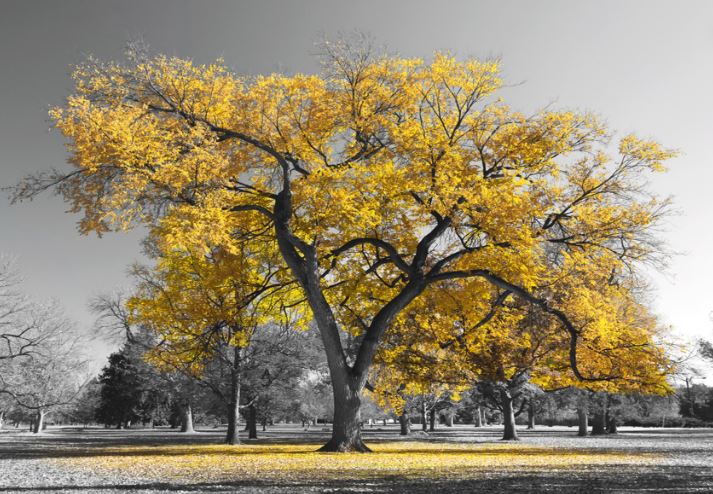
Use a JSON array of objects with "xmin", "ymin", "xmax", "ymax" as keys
[{"xmin": 51, "ymin": 441, "xmax": 659, "ymax": 482}]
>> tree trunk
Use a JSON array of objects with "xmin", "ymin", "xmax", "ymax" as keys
[
  {"xmin": 474, "ymin": 406, "xmax": 483, "ymax": 427},
  {"xmin": 591, "ymin": 411, "xmax": 607, "ymax": 436},
  {"xmin": 527, "ymin": 401, "xmax": 536, "ymax": 430},
  {"xmin": 226, "ymin": 347, "xmax": 242, "ymax": 445},
  {"xmin": 501, "ymin": 389, "xmax": 519, "ymax": 441},
  {"xmin": 577, "ymin": 407, "xmax": 588, "ymax": 437},
  {"xmin": 33, "ymin": 410, "xmax": 45, "ymax": 434},
  {"xmin": 428, "ymin": 407, "xmax": 436, "ymax": 432},
  {"xmin": 261, "ymin": 417, "xmax": 267, "ymax": 432},
  {"xmin": 248, "ymin": 403, "xmax": 257, "ymax": 439},
  {"xmin": 180, "ymin": 402, "xmax": 194, "ymax": 433},
  {"xmin": 420, "ymin": 402, "xmax": 428, "ymax": 432},
  {"xmin": 607, "ymin": 415, "xmax": 618, "ymax": 434},
  {"xmin": 318, "ymin": 375, "xmax": 369, "ymax": 452},
  {"xmin": 445, "ymin": 413, "xmax": 454, "ymax": 427},
  {"xmin": 274, "ymin": 177, "xmax": 435, "ymax": 453},
  {"xmin": 399, "ymin": 413, "xmax": 410, "ymax": 435}
]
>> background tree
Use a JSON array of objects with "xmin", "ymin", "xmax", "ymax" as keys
[
  {"xmin": 128, "ymin": 240, "xmax": 306, "ymax": 444},
  {"xmin": 0, "ymin": 308, "xmax": 90, "ymax": 433},
  {"xmin": 0, "ymin": 257, "xmax": 59, "ymax": 362},
  {"xmin": 96, "ymin": 343, "xmax": 151, "ymax": 428},
  {"xmin": 64, "ymin": 377, "xmax": 102, "ymax": 427}
]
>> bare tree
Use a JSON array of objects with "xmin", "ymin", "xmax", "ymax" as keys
[
  {"xmin": 0, "ymin": 257, "xmax": 52, "ymax": 361},
  {"xmin": 0, "ymin": 304, "xmax": 90, "ymax": 433}
]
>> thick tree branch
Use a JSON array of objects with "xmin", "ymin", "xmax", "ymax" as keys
[{"xmin": 429, "ymin": 268, "xmax": 618, "ymax": 382}]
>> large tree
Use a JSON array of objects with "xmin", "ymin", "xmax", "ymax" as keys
[{"xmin": 13, "ymin": 40, "xmax": 674, "ymax": 451}]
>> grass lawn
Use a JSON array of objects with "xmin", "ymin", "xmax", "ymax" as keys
[{"xmin": 1, "ymin": 425, "xmax": 712, "ymax": 492}]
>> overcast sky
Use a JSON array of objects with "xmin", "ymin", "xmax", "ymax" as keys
[{"xmin": 1, "ymin": 0, "xmax": 712, "ymax": 374}]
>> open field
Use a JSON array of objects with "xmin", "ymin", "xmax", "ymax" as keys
[{"xmin": 1, "ymin": 425, "xmax": 712, "ymax": 493}]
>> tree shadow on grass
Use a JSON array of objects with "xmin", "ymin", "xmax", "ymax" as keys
[{"xmin": 1, "ymin": 468, "xmax": 713, "ymax": 494}]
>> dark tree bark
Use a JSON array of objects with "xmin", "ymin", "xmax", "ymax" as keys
[
  {"xmin": 591, "ymin": 411, "xmax": 607, "ymax": 435},
  {"xmin": 500, "ymin": 389, "xmax": 519, "ymax": 441},
  {"xmin": 428, "ymin": 407, "xmax": 436, "ymax": 432},
  {"xmin": 420, "ymin": 402, "xmax": 428, "ymax": 432},
  {"xmin": 607, "ymin": 415, "xmax": 618, "ymax": 434},
  {"xmin": 180, "ymin": 401, "xmax": 194, "ymax": 433},
  {"xmin": 577, "ymin": 406, "xmax": 588, "ymax": 437},
  {"xmin": 399, "ymin": 413, "xmax": 410, "ymax": 435},
  {"xmin": 226, "ymin": 347, "xmax": 242, "ymax": 445},
  {"xmin": 317, "ymin": 376, "xmax": 368, "ymax": 452},
  {"xmin": 248, "ymin": 402, "xmax": 257, "ymax": 439},
  {"xmin": 527, "ymin": 401, "xmax": 536, "ymax": 430}
]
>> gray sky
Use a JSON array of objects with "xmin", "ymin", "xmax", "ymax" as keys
[{"xmin": 1, "ymin": 0, "xmax": 712, "ymax": 373}]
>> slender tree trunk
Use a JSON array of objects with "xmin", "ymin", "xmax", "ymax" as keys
[
  {"xmin": 577, "ymin": 407, "xmax": 588, "ymax": 437},
  {"xmin": 318, "ymin": 374, "xmax": 368, "ymax": 452},
  {"xmin": 420, "ymin": 402, "xmax": 428, "ymax": 432},
  {"xmin": 180, "ymin": 402, "xmax": 194, "ymax": 433},
  {"xmin": 248, "ymin": 403, "xmax": 257, "ymax": 439},
  {"xmin": 261, "ymin": 417, "xmax": 267, "ymax": 432},
  {"xmin": 0, "ymin": 411, "xmax": 4, "ymax": 430},
  {"xmin": 474, "ymin": 406, "xmax": 483, "ymax": 427},
  {"xmin": 607, "ymin": 415, "xmax": 618, "ymax": 434},
  {"xmin": 226, "ymin": 347, "xmax": 242, "ymax": 445},
  {"xmin": 591, "ymin": 411, "xmax": 607, "ymax": 436},
  {"xmin": 501, "ymin": 389, "xmax": 519, "ymax": 441},
  {"xmin": 429, "ymin": 408, "xmax": 436, "ymax": 432},
  {"xmin": 399, "ymin": 413, "xmax": 410, "ymax": 435},
  {"xmin": 527, "ymin": 401, "xmax": 536, "ymax": 430},
  {"xmin": 445, "ymin": 413, "xmax": 454, "ymax": 427},
  {"xmin": 33, "ymin": 409, "xmax": 45, "ymax": 434}
]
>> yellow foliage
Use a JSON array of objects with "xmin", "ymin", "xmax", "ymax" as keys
[
  {"xmin": 54, "ymin": 442, "xmax": 657, "ymax": 482},
  {"xmin": 41, "ymin": 45, "xmax": 676, "ymax": 398}
]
